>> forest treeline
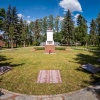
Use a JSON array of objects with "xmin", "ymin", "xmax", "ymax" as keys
[{"xmin": 0, "ymin": 5, "xmax": 100, "ymax": 49}]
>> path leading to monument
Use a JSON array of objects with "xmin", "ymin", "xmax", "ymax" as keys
[{"xmin": 0, "ymin": 83, "xmax": 100, "ymax": 100}]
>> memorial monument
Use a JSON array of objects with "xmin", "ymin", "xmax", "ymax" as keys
[{"xmin": 45, "ymin": 28, "xmax": 55, "ymax": 54}]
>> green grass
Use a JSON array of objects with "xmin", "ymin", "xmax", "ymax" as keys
[{"xmin": 0, "ymin": 47, "xmax": 100, "ymax": 95}]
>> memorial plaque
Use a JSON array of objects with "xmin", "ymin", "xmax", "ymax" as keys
[
  {"xmin": 81, "ymin": 64, "xmax": 100, "ymax": 73},
  {"xmin": 37, "ymin": 70, "xmax": 62, "ymax": 83},
  {"xmin": 0, "ymin": 66, "xmax": 12, "ymax": 75}
]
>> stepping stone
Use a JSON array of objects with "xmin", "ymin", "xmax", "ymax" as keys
[
  {"xmin": 37, "ymin": 70, "xmax": 62, "ymax": 83},
  {"xmin": 81, "ymin": 64, "xmax": 100, "ymax": 74}
]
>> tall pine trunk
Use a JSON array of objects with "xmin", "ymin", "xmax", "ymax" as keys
[
  {"xmin": 85, "ymin": 41, "xmax": 88, "ymax": 50},
  {"xmin": 23, "ymin": 41, "xmax": 26, "ymax": 47},
  {"xmin": 11, "ymin": 38, "xmax": 13, "ymax": 49}
]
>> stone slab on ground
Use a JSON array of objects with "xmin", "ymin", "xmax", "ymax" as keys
[
  {"xmin": 0, "ymin": 66, "xmax": 12, "ymax": 75},
  {"xmin": 81, "ymin": 64, "xmax": 100, "ymax": 73},
  {"xmin": 37, "ymin": 70, "xmax": 62, "ymax": 83}
]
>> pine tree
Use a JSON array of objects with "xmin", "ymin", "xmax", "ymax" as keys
[
  {"xmin": 62, "ymin": 9, "xmax": 74, "ymax": 45},
  {"xmin": 54, "ymin": 16, "xmax": 59, "ymax": 42},
  {"xmin": 15, "ymin": 17, "xmax": 24, "ymax": 46},
  {"xmin": 9, "ymin": 24, "xmax": 15, "ymax": 49},
  {"xmin": 42, "ymin": 16, "xmax": 48, "ymax": 41},
  {"xmin": 0, "ymin": 8, "xmax": 5, "ymax": 30},
  {"xmin": 22, "ymin": 26, "xmax": 28, "ymax": 47},
  {"xmin": 34, "ymin": 19, "xmax": 40, "ymax": 45},
  {"xmin": 11, "ymin": 6, "xmax": 19, "ymax": 24},
  {"xmin": 96, "ymin": 13, "xmax": 100, "ymax": 46},
  {"xmin": 90, "ymin": 19, "xmax": 97, "ymax": 46},
  {"xmin": 3, "ymin": 5, "xmax": 19, "ymax": 48},
  {"xmin": 76, "ymin": 14, "xmax": 88, "ymax": 46}
]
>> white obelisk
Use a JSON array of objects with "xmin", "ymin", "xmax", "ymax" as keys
[{"xmin": 45, "ymin": 28, "xmax": 55, "ymax": 54}]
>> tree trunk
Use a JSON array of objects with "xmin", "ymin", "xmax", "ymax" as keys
[
  {"xmin": 75, "ymin": 40, "xmax": 77, "ymax": 49},
  {"xmin": 8, "ymin": 42, "xmax": 10, "ymax": 48},
  {"xmin": 23, "ymin": 41, "xmax": 25, "ymax": 47},
  {"xmin": 85, "ymin": 41, "xmax": 88, "ymax": 50},
  {"xmin": 11, "ymin": 38, "xmax": 13, "ymax": 50},
  {"xmin": 93, "ymin": 41, "xmax": 94, "ymax": 46},
  {"xmin": 16, "ymin": 41, "xmax": 18, "ymax": 48}
]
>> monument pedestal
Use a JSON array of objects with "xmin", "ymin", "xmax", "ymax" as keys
[
  {"xmin": 45, "ymin": 45, "xmax": 55, "ymax": 53},
  {"xmin": 45, "ymin": 28, "xmax": 55, "ymax": 54}
]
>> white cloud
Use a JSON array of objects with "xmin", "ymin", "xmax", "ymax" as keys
[
  {"xmin": 27, "ymin": 16, "xmax": 30, "ymax": 18},
  {"xmin": 74, "ymin": 13, "xmax": 80, "ymax": 25},
  {"xmin": 17, "ymin": 13, "xmax": 24, "ymax": 18},
  {"xmin": 59, "ymin": 0, "xmax": 82, "ymax": 12},
  {"xmin": 74, "ymin": 13, "xmax": 80, "ymax": 21}
]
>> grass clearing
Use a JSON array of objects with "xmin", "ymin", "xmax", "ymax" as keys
[{"xmin": 0, "ymin": 47, "xmax": 100, "ymax": 95}]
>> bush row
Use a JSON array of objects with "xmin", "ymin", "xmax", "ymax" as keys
[{"xmin": 34, "ymin": 46, "xmax": 66, "ymax": 50}]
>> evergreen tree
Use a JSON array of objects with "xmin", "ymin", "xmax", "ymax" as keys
[
  {"xmin": 3, "ymin": 5, "xmax": 19, "ymax": 48},
  {"xmin": 62, "ymin": 9, "xmax": 74, "ymax": 45},
  {"xmin": 76, "ymin": 14, "xmax": 88, "ymax": 46},
  {"xmin": 96, "ymin": 13, "xmax": 100, "ymax": 46},
  {"xmin": 16, "ymin": 17, "xmax": 24, "ymax": 46},
  {"xmin": 11, "ymin": 6, "xmax": 19, "ymax": 24},
  {"xmin": 38, "ymin": 18, "xmax": 42, "ymax": 33},
  {"xmin": 42, "ymin": 16, "xmax": 48, "ymax": 41},
  {"xmin": 21, "ymin": 24, "xmax": 28, "ymax": 47},
  {"xmin": 54, "ymin": 16, "xmax": 60, "ymax": 42},
  {"xmin": 0, "ymin": 8, "xmax": 5, "ymax": 30},
  {"xmin": 90, "ymin": 19, "xmax": 97, "ymax": 46},
  {"xmin": 3, "ymin": 5, "xmax": 12, "ymax": 33},
  {"xmin": 29, "ymin": 21, "xmax": 35, "ymax": 34},
  {"xmin": 9, "ymin": 24, "xmax": 15, "ymax": 49},
  {"xmin": 74, "ymin": 27, "xmax": 81, "ymax": 42},
  {"xmin": 34, "ymin": 19, "xmax": 40, "ymax": 45}
]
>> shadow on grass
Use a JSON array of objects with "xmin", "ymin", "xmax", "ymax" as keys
[
  {"xmin": 0, "ymin": 54, "xmax": 25, "ymax": 82},
  {"xmin": 75, "ymin": 53, "xmax": 99, "ymax": 65},
  {"xmin": 73, "ymin": 49, "xmax": 100, "ymax": 100},
  {"xmin": 0, "ymin": 55, "xmax": 25, "ymax": 67},
  {"xmin": 0, "ymin": 55, "xmax": 12, "ymax": 62},
  {"xmin": 74, "ymin": 50, "xmax": 100, "ymax": 95}
]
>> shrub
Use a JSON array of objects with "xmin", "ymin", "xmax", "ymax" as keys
[
  {"xmin": 55, "ymin": 46, "xmax": 66, "ymax": 50},
  {"xmin": 34, "ymin": 46, "xmax": 45, "ymax": 50},
  {"xmin": 34, "ymin": 46, "xmax": 66, "ymax": 50}
]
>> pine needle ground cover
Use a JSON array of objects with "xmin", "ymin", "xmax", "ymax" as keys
[{"xmin": 0, "ymin": 47, "xmax": 100, "ymax": 95}]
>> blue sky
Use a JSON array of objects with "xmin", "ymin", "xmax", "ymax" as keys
[{"xmin": 0, "ymin": 0, "xmax": 100, "ymax": 27}]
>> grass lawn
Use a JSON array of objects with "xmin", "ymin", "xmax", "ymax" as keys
[{"xmin": 0, "ymin": 47, "xmax": 100, "ymax": 95}]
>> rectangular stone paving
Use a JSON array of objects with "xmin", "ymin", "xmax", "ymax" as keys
[{"xmin": 37, "ymin": 70, "xmax": 62, "ymax": 83}]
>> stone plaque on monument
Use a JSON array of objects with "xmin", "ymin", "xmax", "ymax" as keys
[{"xmin": 45, "ymin": 28, "xmax": 55, "ymax": 54}]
